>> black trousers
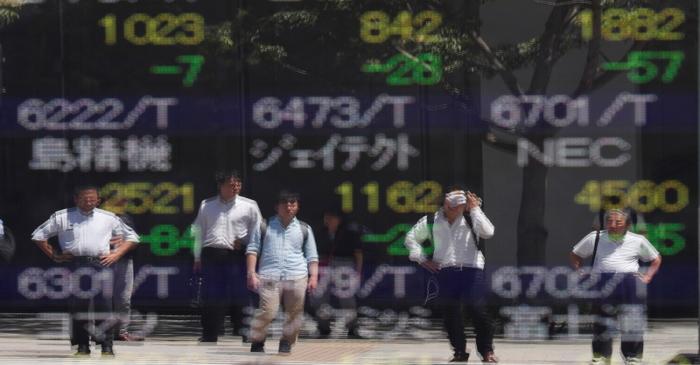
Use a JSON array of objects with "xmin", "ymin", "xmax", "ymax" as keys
[
  {"xmin": 436, "ymin": 267, "xmax": 494, "ymax": 357},
  {"xmin": 200, "ymin": 247, "xmax": 248, "ymax": 341},
  {"xmin": 592, "ymin": 273, "xmax": 645, "ymax": 359},
  {"xmin": 70, "ymin": 257, "xmax": 115, "ymax": 348}
]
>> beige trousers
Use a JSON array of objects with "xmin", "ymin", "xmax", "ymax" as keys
[{"xmin": 249, "ymin": 277, "xmax": 308, "ymax": 345}]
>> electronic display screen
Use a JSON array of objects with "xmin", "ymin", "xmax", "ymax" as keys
[{"xmin": 0, "ymin": 0, "xmax": 696, "ymax": 343}]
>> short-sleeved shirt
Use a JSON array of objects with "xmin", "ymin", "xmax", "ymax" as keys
[
  {"xmin": 31, "ymin": 208, "xmax": 140, "ymax": 257},
  {"xmin": 404, "ymin": 207, "xmax": 495, "ymax": 269},
  {"xmin": 572, "ymin": 231, "xmax": 659, "ymax": 273},
  {"xmin": 191, "ymin": 195, "xmax": 262, "ymax": 260},
  {"xmin": 328, "ymin": 222, "xmax": 363, "ymax": 259},
  {"xmin": 246, "ymin": 216, "xmax": 319, "ymax": 281}
]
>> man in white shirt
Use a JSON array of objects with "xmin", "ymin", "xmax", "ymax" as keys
[
  {"xmin": 31, "ymin": 186, "xmax": 139, "ymax": 356},
  {"xmin": 404, "ymin": 186, "xmax": 497, "ymax": 363},
  {"xmin": 570, "ymin": 209, "xmax": 661, "ymax": 365},
  {"xmin": 192, "ymin": 170, "xmax": 262, "ymax": 343}
]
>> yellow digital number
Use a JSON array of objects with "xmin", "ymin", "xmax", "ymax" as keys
[
  {"xmin": 360, "ymin": 10, "xmax": 442, "ymax": 44},
  {"xmin": 386, "ymin": 181, "xmax": 442, "ymax": 213},
  {"xmin": 574, "ymin": 180, "xmax": 688, "ymax": 213},
  {"xmin": 99, "ymin": 182, "xmax": 195, "ymax": 215},
  {"xmin": 100, "ymin": 13, "xmax": 205, "ymax": 46},
  {"xmin": 578, "ymin": 8, "xmax": 685, "ymax": 41}
]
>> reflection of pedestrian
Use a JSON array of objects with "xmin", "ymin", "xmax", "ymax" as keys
[
  {"xmin": 31, "ymin": 186, "xmax": 139, "ymax": 356},
  {"xmin": 0, "ymin": 217, "xmax": 16, "ymax": 263},
  {"xmin": 192, "ymin": 170, "xmax": 262, "ymax": 343},
  {"xmin": 105, "ymin": 198, "xmax": 141, "ymax": 341},
  {"xmin": 312, "ymin": 205, "xmax": 363, "ymax": 338},
  {"xmin": 404, "ymin": 186, "xmax": 497, "ymax": 363},
  {"xmin": 570, "ymin": 209, "xmax": 661, "ymax": 365},
  {"xmin": 246, "ymin": 191, "xmax": 319, "ymax": 355}
]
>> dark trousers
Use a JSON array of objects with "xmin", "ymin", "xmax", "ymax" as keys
[
  {"xmin": 592, "ymin": 273, "xmax": 645, "ymax": 359},
  {"xmin": 200, "ymin": 247, "xmax": 248, "ymax": 341},
  {"xmin": 70, "ymin": 258, "xmax": 115, "ymax": 348},
  {"xmin": 436, "ymin": 267, "xmax": 494, "ymax": 357},
  {"xmin": 310, "ymin": 259, "xmax": 360, "ymax": 336}
]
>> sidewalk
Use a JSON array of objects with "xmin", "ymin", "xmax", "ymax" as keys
[{"xmin": 0, "ymin": 316, "xmax": 695, "ymax": 364}]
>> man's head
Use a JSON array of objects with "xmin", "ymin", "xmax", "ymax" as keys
[
  {"xmin": 276, "ymin": 190, "xmax": 300, "ymax": 222},
  {"xmin": 215, "ymin": 170, "xmax": 242, "ymax": 201},
  {"xmin": 323, "ymin": 204, "xmax": 345, "ymax": 233},
  {"xmin": 73, "ymin": 185, "xmax": 100, "ymax": 213},
  {"xmin": 605, "ymin": 209, "xmax": 631, "ymax": 237},
  {"xmin": 443, "ymin": 185, "xmax": 468, "ymax": 220}
]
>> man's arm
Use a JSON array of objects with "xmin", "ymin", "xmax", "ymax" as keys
[
  {"xmin": 31, "ymin": 214, "xmax": 71, "ymax": 262},
  {"xmin": 100, "ymin": 240, "xmax": 137, "ymax": 267},
  {"xmin": 404, "ymin": 216, "xmax": 439, "ymax": 273},
  {"xmin": 637, "ymin": 255, "xmax": 662, "ymax": 284},
  {"xmin": 246, "ymin": 253, "xmax": 259, "ymax": 291},
  {"xmin": 191, "ymin": 201, "xmax": 207, "ymax": 272},
  {"xmin": 302, "ymin": 228, "xmax": 320, "ymax": 291},
  {"xmin": 467, "ymin": 192, "xmax": 494, "ymax": 239},
  {"xmin": 353, "ymin": 249, "xmax": 363, "ymax": 277},
  {"xmin": 308, "ymin": 261, "xmax": 319, "ymax": 292},
  {"xmin": 33, "ymin": 239, "xmax": 72, "ymax": 263},
  {"xmin": 569, "ymin": 252, "xmax": 585, "ymax": 271},
  {"xmin": 101, "ymin": 217, "xmax": 140, "ymax": 267}
]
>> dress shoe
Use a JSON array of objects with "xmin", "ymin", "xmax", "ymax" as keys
[
  {"xmin": 101, "ymin": 345, "xmax": 115, "ymax": 356},
  {"xmin": 278, "ymin": 340, "xmax": 291, "ymax": 355},
  {"xmin": 450, "ymin": 351, "xmax": 469, "ymax": 362},
  {"xmin": 74, "ymin": 344, "xmax": 91, "ymax": 356},
  {"xmin": 250, "ymin": 342, "xmax": 265, "ymax": 353},
  {"xmin": 482, "ymin": 351, "xmax": 499, "ymax": 363}
]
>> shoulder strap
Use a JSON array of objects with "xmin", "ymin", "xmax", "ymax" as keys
[
  {"xmin": 426, "ymin": 213, "xmax": 435, "ymax": 244},
  {"xmin": 298, "ymin": 220, "xmax": 309, "ymax": 246},
  {"xmin": 261, "ymin": 218, "xmax": 308, "ymax": 246},
  {"xmin": 464, "ymin": 213, "xmax": 485, "ymax": 254},
  {"xmin": 590, "ymin": 210, "xmax": 604, "ymax": 266},
  {"xmin": 427, "ymin": 212, "xmax": 484, "ymax": 253}
]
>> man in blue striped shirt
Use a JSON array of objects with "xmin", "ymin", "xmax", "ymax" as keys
[{"xmin": 246, "ymin": 191, "xmax": 319, "ymax": 355}]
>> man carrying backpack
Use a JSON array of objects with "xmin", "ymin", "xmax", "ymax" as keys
[
  {"xmin": 246, "ymin": 191, "xmax": 319, "ymax": 355},
  {"xmin": 404, "ymin": 186, "xmax": 497, "ymax": 363}
]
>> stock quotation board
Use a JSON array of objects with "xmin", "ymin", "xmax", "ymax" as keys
[{"xmin": 0, "ymin": 0, "xmax": 696, "ymax": 340}]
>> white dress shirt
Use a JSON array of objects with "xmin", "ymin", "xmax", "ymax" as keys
[
  {"xmin": 192, "ymin": 195, "xmax": 262, "ymax": 260},
  {"xmin": 404, "ymin": 207, "xmax": 495, "ymax": 269},
  {"xmin": 573, "ymin": 231, "xmax": 659, "ymax": 273},
  {"xmin": 31, "ymin": 208, "xmax": 139, "ymax": 256}
]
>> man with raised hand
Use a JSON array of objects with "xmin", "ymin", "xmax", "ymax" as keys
[{"xmin": 404, "ymin": 186, "xmax": 497, "ymax": 363}]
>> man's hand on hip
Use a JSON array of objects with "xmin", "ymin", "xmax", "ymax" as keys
[{"xmin": 420, "ymin": 260, "xmax": 440, "ymax": 274}]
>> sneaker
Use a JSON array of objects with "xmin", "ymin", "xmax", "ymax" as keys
[
  {"xmin": 74, "ymin": 344, "xmax": 91, "ymax": 356},
  {"xmin": 250, "ymin": 342, "xmax": 265, "ymax": 353},
  {"xmin": 482, "ymin": 351, "xmax": 499, "ymax": 363},
  {"xmin": 278, "ymin": 340, "xmax": 291, "ymax": 355},
  {"xmin": 591, "ymin": 356, "xmax": 611, "ymax": 365},
  {"xmin": 449, "ymin": 351, "xmax": 469, "ymax": 362},
  {"xmin": 101, "ymin": 345, "xmax": 115, "ymax": 357}
]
